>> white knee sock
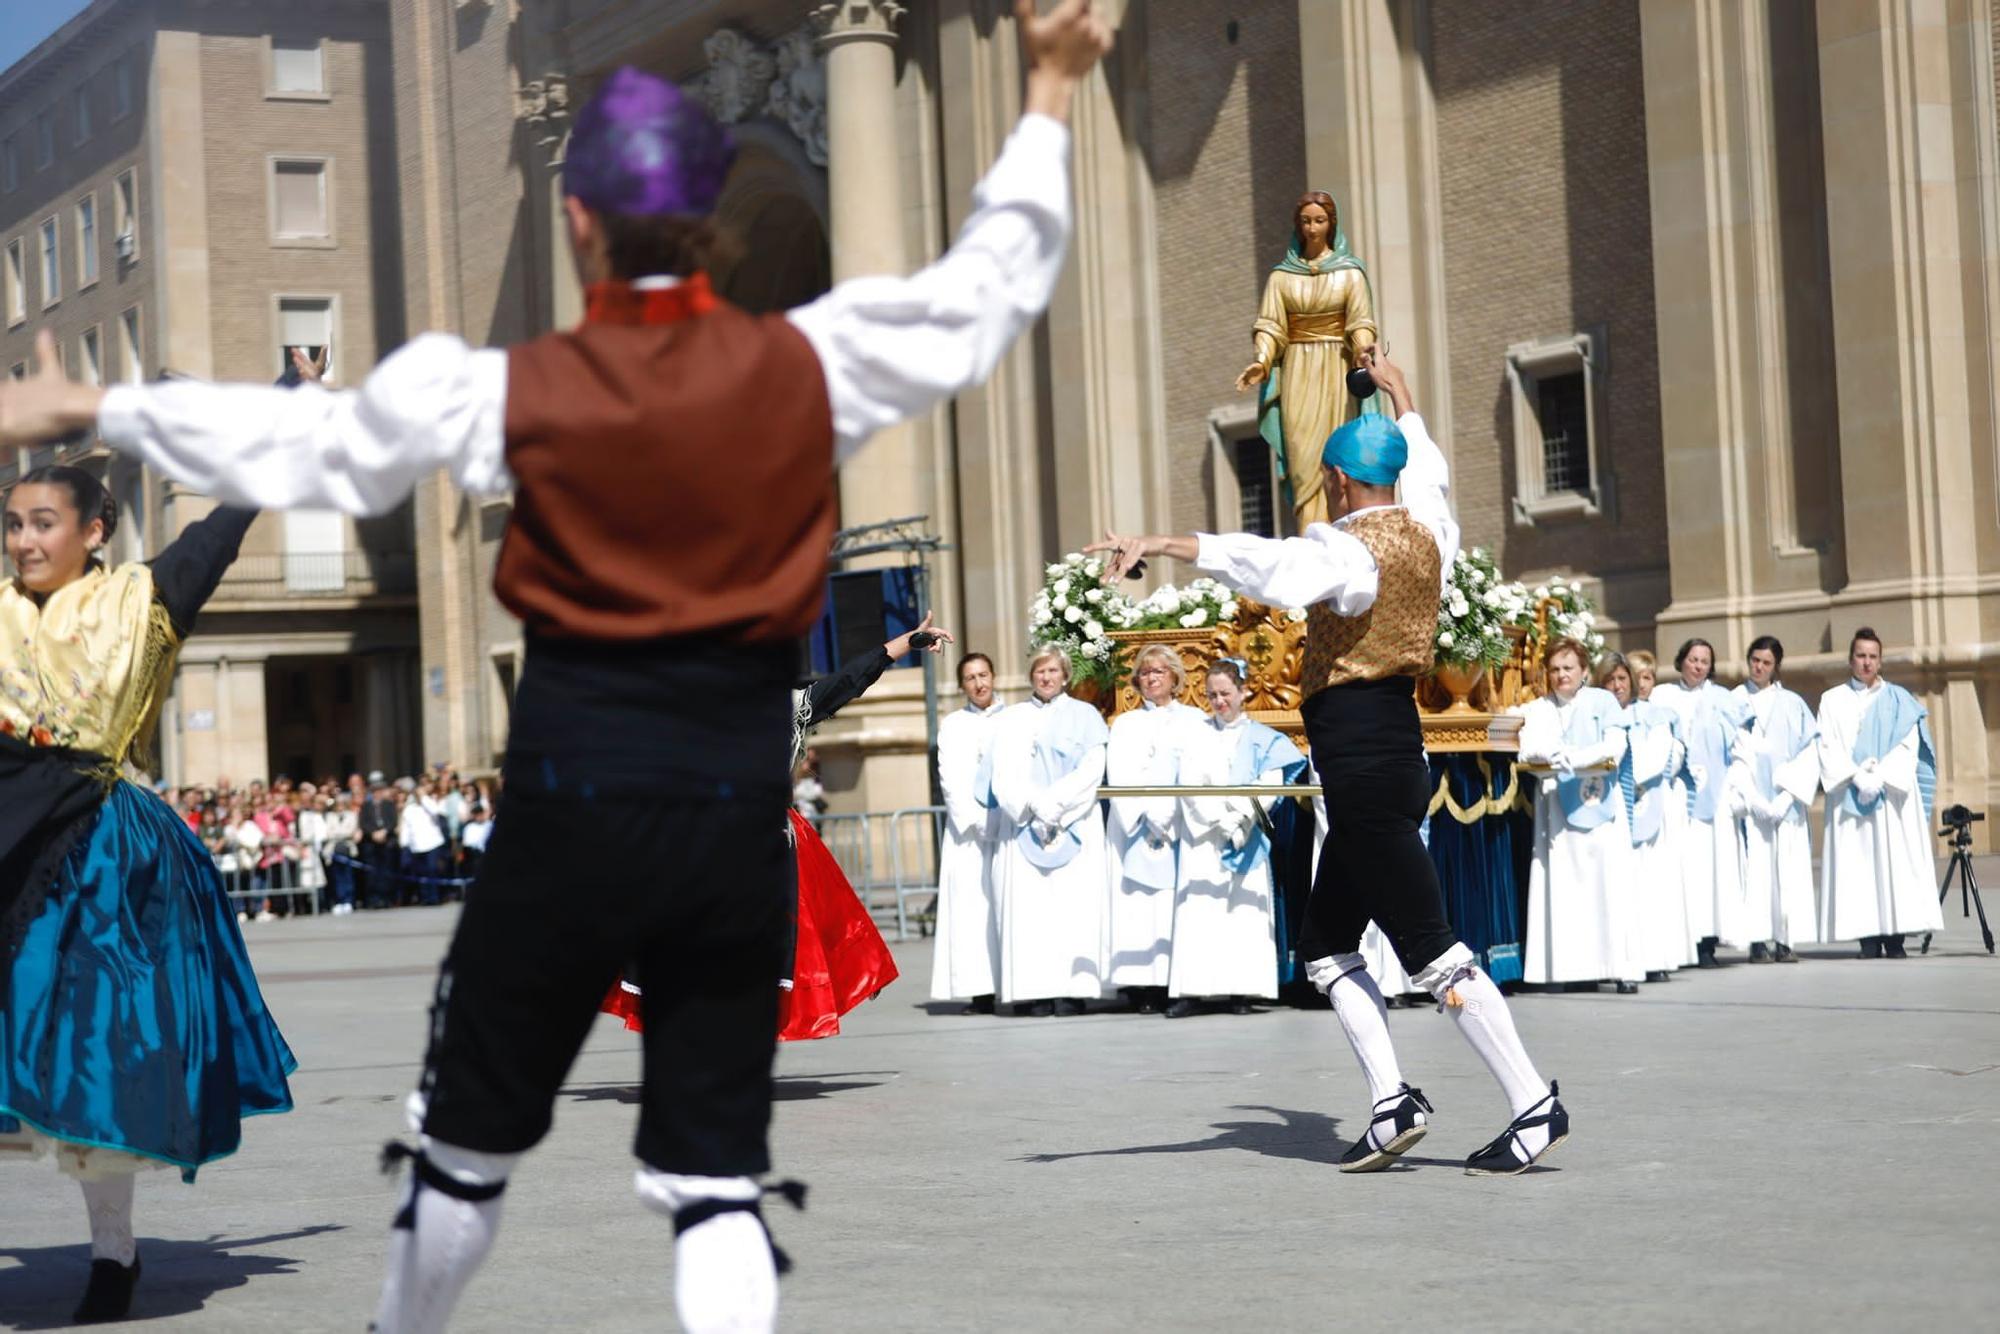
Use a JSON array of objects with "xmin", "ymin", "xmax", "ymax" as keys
[
  {"xmin": 371, "ymin": 1139, "xmax": 519, "ymax": 1334},
  {"xmin": 636, "ymin": 1170, "xmax": 778, "ymax": 1334},
  {"xmin": 1307, "ymin": 953, "xmax": 1405, "ymax": 1106},
  {"xmin": 1414, "ymin": 944, "xmax": 1554, "ymax": 1157},
  {"xmin": 79, "ymin": 1175, "xmax": 136, "ymax": 1265}
]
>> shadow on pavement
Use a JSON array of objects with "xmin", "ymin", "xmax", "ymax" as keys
[
  {"xmin": 0, "ymin": 1224, "xmax": 344, "ymax": 1329},
  {"xmin": 565, "ymin": 1073, "xmax": 898, "ymax": 1106},
  {"xmin": 1019, "ymin": 1105, "xmax": 1348, "ymax": 1167}
]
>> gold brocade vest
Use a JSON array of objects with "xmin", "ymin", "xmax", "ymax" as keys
[
  {"xmin": 1298, "ymin": 508, "xmax": 1441, "ymax": 695},
  {"xmin": 0, "ymin": 564, "xmax": 179, "ymax": 764}
]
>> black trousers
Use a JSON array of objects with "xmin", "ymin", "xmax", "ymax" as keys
[
  {"xmin": 417, "ymin": 786, "xmax": 792, "ymax": 1176},
  {"xmin": 1296, "ymin": 677, "xmax": 1462, "ymax": 974}
]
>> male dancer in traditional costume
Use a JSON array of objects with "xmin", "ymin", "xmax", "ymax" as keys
[
  {"xmin": 0, "ymin": 3, "xmax": 1114, "ymax": 1326},
  {"xmin": 1090, "ymin": 352, "xmax": 1569, "ymax": 1176}
]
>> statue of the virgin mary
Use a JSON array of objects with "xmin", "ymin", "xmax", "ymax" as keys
[{"xmin": 1235, "ymin": 191, "xmax": 1379, "ymax": 530}]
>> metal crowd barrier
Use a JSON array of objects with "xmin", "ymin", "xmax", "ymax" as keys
[
  {"xmin": 806, "ymin": 805, "xmax": 946, "ymax": 943},
  {"xmin": 212, "ymin": 850, "xmax": 319, "ymax": 916}
]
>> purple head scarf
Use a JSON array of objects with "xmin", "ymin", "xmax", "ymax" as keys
[{"xmin": 563, "ymin": 67, "xmax": 736, "ymax": 217}]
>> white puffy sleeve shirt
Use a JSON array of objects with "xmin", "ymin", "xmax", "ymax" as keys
[{"xmin": 94, "ymin": 115, "xmax": 1075, "ymax": 512}]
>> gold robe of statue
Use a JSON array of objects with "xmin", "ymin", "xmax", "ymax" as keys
[{"xmin": 1249, "ymin": 264, "xmax": 1377, "ymax": 529}]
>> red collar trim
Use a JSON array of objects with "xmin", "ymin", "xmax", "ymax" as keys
[{"xmin": 583, "ymin": 273, "xmax": 718, "ymax": 326}]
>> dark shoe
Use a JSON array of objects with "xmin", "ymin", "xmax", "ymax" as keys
[
  {"xmin": 1383, "ymin": 994, "xmax": 1409, "ymax": 1009},
  {"xmin": 959, "ymin": 994, "xmax": 997, "ymax": 1016},
  {"xmin": 74, "ymin": 1255, "xmax": 140, "ymax": 1323},
  {"xmin": 1052, "ymin": 997, "xmax": 1086, "ymax": 1016},
  {"xmin": 1773, "ymin": 944, "xmax": 1799, "ymax": 964},
  {"xmin": 1748, "ymin": 942, "xmax": 1772, "ymax": 964},
  {"xmin": 1562, "ymin": 981, "xmax": 1599, "ymax": 993},
  {"xmin": 1858, "ymin": 936, "xmax": 1884, "ymax": 959},
  {"xmin": 1615, "ymin": 980, "xmax": 1639, "ymax": 994},
  {"xmin": 1339, "ymin": 1083, "xmax": 1434, "ymax": 1173},
  {"xmin": 1016, "ymin": 1000, "xmax": 1055, "ymax": 1018},
  {"xmin": 1162, "ymin": 997, "xmax": 1201, "ymax": 1019},
  {"xmin": 1696, "ymin": 938, "xmax": 1720, "ymax": 969},
  {"xmin": 1465, "ymin": 1081, "xmax": 1570, "ymax": 1176},
  {"xmin": 1228, "ymin": 997, "xmax": 1254, "ymax": 1015},
  {"xmin": 1644, "ymin": 970, "xmax": 1671, "ymax": 983},
  {"xmin": 1883, "ymin": 935, "xmax": 1908, "ymax": 958}
]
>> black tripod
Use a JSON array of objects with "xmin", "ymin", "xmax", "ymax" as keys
[{"xmin": 1921, "ymin": 809, "xmax": 1993, "ymax": 955}]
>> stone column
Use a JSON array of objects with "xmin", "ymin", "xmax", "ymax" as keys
[
  {"xmin": 1814, "ymin": 0, "xmax": 2000, "ymax": 824},
  {"xmin": 1641, "ymin": 0, "xmax": 1841, "ymax": 660},
  {"xmin": 819, "ymin": 2, "xmax": 927, "ymax": 531},
  {"xmin": 148, "ymin": 30, "xmax": 213, "ymax": 378},
  {"xmin": 1295, "ymin": 0, "xmax": 1453, "ymax": 465},
  {"xmin": 1042, "ymin": 0, "xmax": 1171, "ymax": 560}
]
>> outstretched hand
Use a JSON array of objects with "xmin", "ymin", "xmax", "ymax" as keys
[
  {"xmin": 0, "ymin": 329, "xmax": 103, "ymax": 447},
  {"xmin": 1018, "ymin": 0, "xmax": 1115, "ymax": 79},
  {"xmin": 885, "ymin": 609, "xmax": 955, "ymax": 661},
  {"xmin": 1084, "ymin": 533, "xmax": 1149, "ymax": 582}
]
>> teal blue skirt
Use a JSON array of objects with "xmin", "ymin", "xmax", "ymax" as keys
[{"xmin": 0, "ymin": 781, "xmax": 296, "ymax": 1182}]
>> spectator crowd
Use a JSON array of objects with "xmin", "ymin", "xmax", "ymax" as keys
[{"xmin": 165, "ymin": 765, "xmax": 498, "ymax": 921}]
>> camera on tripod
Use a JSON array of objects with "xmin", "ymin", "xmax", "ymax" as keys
[{"xmin": 1939, "ymin": 803, "xmax": 1983, "ymax": 847}]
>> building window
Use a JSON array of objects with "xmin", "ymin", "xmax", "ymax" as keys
[
  {"xmin": 36, "ymin": 112, "xmax": 54, "ymax": 169},
  {"xmin": 74, "ymin": 86, "xmax": 92, "ymax": 144},
  {"xmin": 4, "ymin": 240, "xmax": 22, "ymax": 325},
  {"xmin": 1, "ymin": 138, "xmax": 16, "ymax": 193},
  {"xmin": 114, "ymin": 53, "xmax": 134, "ymax": 121},
  {"xmin": 271, "ymin": 159, "xmax": 329, "ymax": 240},
  {"xmin": 75, "ymin": 195, "xmax": 97, "ymax": 287},
  {"xmin": 79, "ymin": 327, "xmax": 102, "ymax": 387},
  {"xmin": 1506, "ymin": 330, "xmax": 1610, "ymax": 524},
  {"xmin": 277, "ymin": 295, "xmax": 334, "ymax": 380},
  {"xmin": 120, "ymin": 306, "xmax": 142, "ymax": 382},
  {"xmin": 39, "ymin": 218, "xmax": 59, "ymax": 306},
  {"xmin": 270, "ymin": 39, "xmax": 326, "ymax": 95},
  {"xmin": 1206, "ymin": 403, "xmax": 1296, "ymax": 540},
  {"xmin": 114, "ymin": 169, "xmax": 138, "ymax": 263}
]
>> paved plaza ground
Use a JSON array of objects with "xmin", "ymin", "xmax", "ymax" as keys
[{"xmin": 3, "ymin": 871, "xmax": 1998, "ymax": 1332}]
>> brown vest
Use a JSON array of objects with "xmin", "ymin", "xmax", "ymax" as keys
[
  {"xmin": 497, "ymin": 301, "xmax": 835, "ymax": 643},
  {"xmin": 1297, "ymin": 508, "xmax": 1441, "ymax": 694}
]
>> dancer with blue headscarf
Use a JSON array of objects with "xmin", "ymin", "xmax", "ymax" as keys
[
  {"xmin": 1091, "ymin": 351, "xmax": 1568, "ymax": 1178},
  {"xmin": 1816, "ymin": 628, "xmax": 1942, "ymax": 957},
  {"xmin": 1724, "ymin": 637, "xmax": 1821, "ymax": 963}
]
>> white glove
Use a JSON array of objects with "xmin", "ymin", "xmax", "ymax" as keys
[
  {"xmin": 1549, "ymin": 747, "xmax": 1576, "ymax": 779},
  {"xmin": 1227, "ymin": 818, "xmax": 1250, "ymax": 851},
  {"xmin": 1852, "ymin": 771, "xmax": 1884, "ymax": 803},
  {"xmin": 1688, "ymin": 763, "xmax": 1708, "ymax": 789},
  {"xmin": 1725, "ymin": 786, "xmax": 1752, "ymax": 820},
  {"xmin": 1761, "ymin": 793, "xmax": 1792, "ymax": 824},
  {"xmin": 1032, "ymin": 819, "xmax": 1061, "ymax": 845}
]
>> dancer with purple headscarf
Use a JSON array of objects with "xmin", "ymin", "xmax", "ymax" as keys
[{"xmin": 0, "ymin": 4, "xmax": 1114, "ymax": 1328}]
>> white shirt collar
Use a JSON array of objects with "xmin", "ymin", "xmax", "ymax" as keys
[
  {"xmin": 1849, "ymin": 677, "xmax": 1882, "ymax": 693},
  {"xmin": 1333, "ymin": 502, "xmax": 1404, "ymax": 528},
  {"xmin": 629, "ymin": 274, "xmax": 683, "ymax": 291}
]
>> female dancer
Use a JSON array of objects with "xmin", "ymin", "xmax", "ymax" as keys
[
  {"xmin": 603, "ymin": 617, "xmax": 949, "ymax": 1039},
  {"xmin": 0, "ymin": 465, "xmax": 296, "ymax": 1322}
]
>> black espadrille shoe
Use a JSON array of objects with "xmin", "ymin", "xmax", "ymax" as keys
[
  {"xmin": 1464, "ymin": 1082, "xmax": 1569, "ymax": 1177},
  {"xmin": 74, "ymin": 1255, "xmax": 141, "ymax": 1324},
  {"xmin": 1338, "ymin": 1084, "xmax": 1434, "ymax": 1173}
]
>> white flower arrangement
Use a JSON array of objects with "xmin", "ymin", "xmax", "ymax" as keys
[
  {"xmin": 1030, "ymin": 551, "xmax": 1135, "ymax": 688},
  {"xmin": 1435, "ymin": 547, "xmax": 1514, "ymax": 669}
]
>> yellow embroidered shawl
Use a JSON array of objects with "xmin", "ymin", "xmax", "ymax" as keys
[{"xmin": 0, "ymin": 565, "xmax": 179, "ymax": 764}]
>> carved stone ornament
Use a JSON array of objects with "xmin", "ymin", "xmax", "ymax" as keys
[
  {"xmin": 687, "ymin": 25, "xmax": 828, "ymax": 167},
  {"xmin": 697, "ymin": 28, "xmax": 776, "ymax": 124},
  {"xmin": 514, "ymin": 73, "xmax": 572, "ymax": 150},
  {"xmin": 764, "ymin": 27, "xmax": 828, "ymax": 166}
]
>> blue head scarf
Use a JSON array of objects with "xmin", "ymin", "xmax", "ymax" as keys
[{"xmin": 1322, "ymin": 414, "xmax": 1407, "ymax": 486}]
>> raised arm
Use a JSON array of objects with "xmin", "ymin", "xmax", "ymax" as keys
[
  {"xmin": 149, "ymin": 506, "xmax": 258, "ymax": 635},
  {"xmin": 786, "ymin": 0, "xmax": 1111, "ymax": 462}
]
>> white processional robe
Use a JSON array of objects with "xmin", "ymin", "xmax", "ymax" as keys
[
  {"xmin": 1104, "ymin": 701, "xmax": 1201, "ymax": 988},
  {"xmin": 1519, "ymin": 688, "xmax": 1639, "ymax": 984},
  {"xmin": 1816, "ymin": 680, "xmax": 1943, "ymax": 941},
  {"xmin": 1726, "ymin": 682, "xmax": 1821, "ymax": 946},
  {"xmin": 1621, "ymin": 701, "xmax": 1694, "ymax": 971},
  {"xmin": 1652, "ymin": 679, "xmax": 1750, "ymax": 947},
  {"xmin": 990, "ymin": 694, "xmax": 1109, "ymax": 1002},
  {"xmin": 931, "ymin": 701, "xmax": 1003, "ymax": 1000},
  {"xmin": 1169, "ymin": 716, "xmax": 1299, "ymax": 999}
]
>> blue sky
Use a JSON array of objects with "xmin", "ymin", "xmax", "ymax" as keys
[{"xmin": 0, "ymin": 0, "xmax": 94, "ymax": 79}]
